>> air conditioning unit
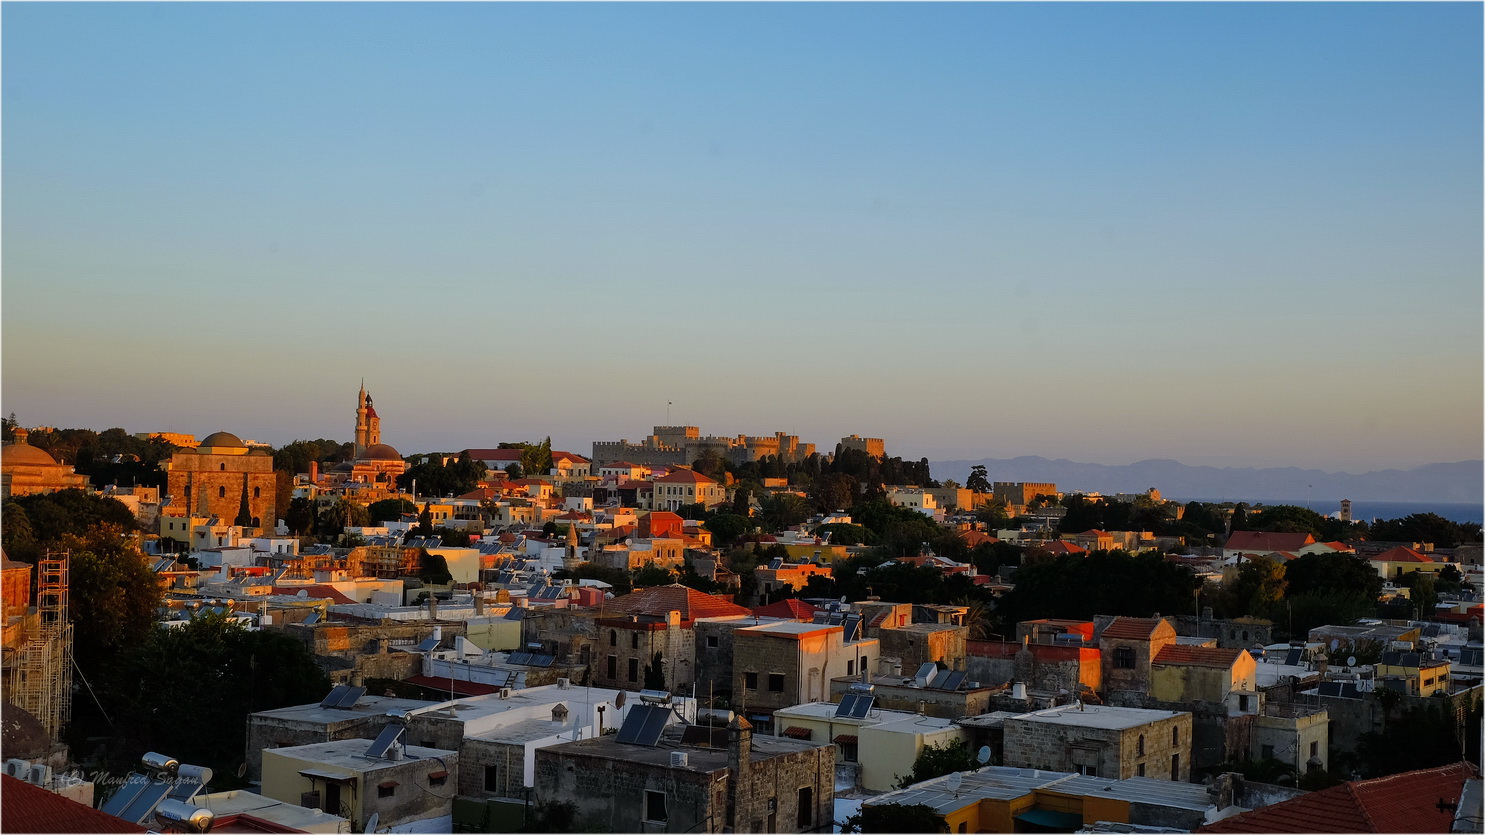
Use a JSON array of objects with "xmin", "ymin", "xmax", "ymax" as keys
[
  {"xmin": 557, "ymin": 678, "xmax": 570, "ymax": 689},
  {"xmin": 499, "ymin": 688, "xmax": 512, "ymax": 700},
  {"xmin": 300, "ymin": 791, "xmax": 321, "ymax": 809},
  {"xmin": 670, "ymin": 751, "xmax": 688, "ymax": 767},
  {"xmin": 4, "ymin": 759, "xmax": 30, "ymax": 779},
  {"xmin": 27, "ymin": 764, "xmax": 51, "ymax": 787}
]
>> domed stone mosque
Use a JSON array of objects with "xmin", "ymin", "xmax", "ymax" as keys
[
  {"xmin": 0, "ymin": 427, "xmax": 90, "ymax": 499},
  {"xmin": 163, "ymin": 429, "xmax": 277, "ymax": 529}
]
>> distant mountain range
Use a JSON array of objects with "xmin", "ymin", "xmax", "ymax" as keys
[{"xmin": 929, "ymin": 456, "xmax": 1483, "ymax": 505}]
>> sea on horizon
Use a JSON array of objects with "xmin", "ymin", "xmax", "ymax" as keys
[{"xmin": 1170, "ymin": 499, "xmax": 1483, "ymax": 526}]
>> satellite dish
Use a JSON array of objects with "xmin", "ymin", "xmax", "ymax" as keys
[
  {"xmin": 839, "ymin": 596, "xmax": 848, "ymax": 604},
  {"xmin": 946, "ymin": 772, "xmax": 962, "ymax": 794},
  {"xmin": 615, "ymin": 691, "xmax": 626, "ymax": 709},
  {"xmin": 1347, "ymin": 656, "xmax": 1357, "ymax": 667},
  {"xmin": 236, "ymin": 763, "xmax": 247, "ymax": 779},
  {"xmin": 364, "ymin": 812, "xmax": 380, "ymax": 833},
  {"xmin": 977, "ymin": 745, "xmax": 992, "ymax": 765}
]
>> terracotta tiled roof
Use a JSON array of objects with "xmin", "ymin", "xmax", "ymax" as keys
[
  {"xmin": 960, "ymin": 530, "xmax": 999, "ymax": 547},
  {"xmin": 0, "ymin": 774, "xmax": 145, "ymax": 833},
  {"xmin": 751, "ymin": 599, "xmax": 820, "ymax": 620},
  {"xmin": 602, "ymin": 584, "xmax": 751, "ymax": 621},
  {"xmin": 1100, "ymin": 617, "xmax": 1167, "ymax": 640},
  {"xmin": 653, "ymin": 468, "xmax": 718, "ymax": 485},
  {"xmin": 1373, "ymin": 546, "xmax": 1434, "ymax": 564},
  {"xmin": 1154, "ymin": 644, "xmax": 1245, "ymax": 668},
  {"xmin": 1043, "ymin": 541, "xmax": 1087, "ymax": 555},
  {"xmin": 551, "ymin": 451, "xmax": 589, "ymax": 464},
  {"xmin": 271, "ymin": 584, "xmax": 357, "ymax": 605},
  {"xmin": 1225, "ymin": 530, "xmax": 1317, "ymax": 553},
  {"xmin": 1198, "ymin": 762, "xmax": 1476, "ymax": 833}
]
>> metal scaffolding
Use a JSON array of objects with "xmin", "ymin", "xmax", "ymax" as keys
[{"xmin": 5, "ymin": 551, "xmax": 73, "ymax": 740}]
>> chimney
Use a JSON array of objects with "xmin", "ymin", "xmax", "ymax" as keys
[{"xmin": 726, "ymin": 714, "xmax": 752, "ymax": 830}]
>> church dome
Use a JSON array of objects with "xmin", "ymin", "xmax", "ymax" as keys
[
  {"xmin": 360, "ymin": 443, "xmax": 402, "ymax": 461},
  {"xmin": 2, "ymin": 441, "xmax": 58, "ymax": 467},
  {"xmin": 199, "ymin": 431, "xmax": 246, "ymax": 449}
]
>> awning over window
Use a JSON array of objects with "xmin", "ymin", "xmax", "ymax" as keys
[
  {"xmin": 833, "ymin": 734, "xmax": 858, "ymax": 745},
  {"xmin": 427, "ymin": 771, "xmax": 449, "ymax": 780},
  {"xmin": 1014, "ymin": 808, "xmax": 1083, "ymax": 831},
  {"xmin": 379, "ymin": 780, "xmax": 400, "ymax": 790},
  {"xmin": 782, "ymin": 726, "xmax": 812, "ymax": 740}
]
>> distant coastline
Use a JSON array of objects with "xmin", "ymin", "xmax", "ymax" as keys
[
  {"xmin": 1169, "ymin": 499, "xmax": 1483, "ymax": 526},
  {"xmin": 931, "ymin": 456, "xmax": 1483, "ymax": 508}
]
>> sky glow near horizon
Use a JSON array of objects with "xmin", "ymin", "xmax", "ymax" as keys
[{"xmin": 2, "ymin": 2, "xmax": 1481, "ymax": 474}]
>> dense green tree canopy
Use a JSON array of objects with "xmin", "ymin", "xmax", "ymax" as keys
[
  {"xmin": 366, "ymin": 498, "xmax": 417, "ymax": 524},
  {"xmin": 993, "ymin": 549, "xmax": 1202, "ymax": 629},
  {"xmin": 60, "ymin": 525, "xmax": 164, "ymax": 674},
  {"xmin": 895, "ymin": 739, "xmax": 979, "ymax": 789},
  {"xmin": 7, "ymin": 489, "xmax": 137, "ymax": 558},
  {"xmin": 396, "ymin": 452, "xmax": 486, "ymax": 497},
  {"xmin": 98, "ymin": 612, "xmax": 330, "ymax": 776},
  {"xmin": 1368, "ymin": 513, "xmax": 1481, "ymax": 548}
]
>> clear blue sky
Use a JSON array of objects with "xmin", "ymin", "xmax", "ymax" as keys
[{"xmin": 4, "ymin": 2, "xmax": 1480, "ymax": 472}]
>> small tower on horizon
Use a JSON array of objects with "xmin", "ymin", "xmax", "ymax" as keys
[{"xmin": 1339, "ymin": 498, "xmax": 1352, "ymax": 523}]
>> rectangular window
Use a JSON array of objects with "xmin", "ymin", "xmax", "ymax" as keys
[
  {"xmin": 1310, "ymin": 741, "xmax": 1319, "ymax": 759},
  {"xmin": 1261, "ymin": 744, "xmax": 1274, "ymax": 760},
  {"xmin": 379, "ymin": 783, "xmax": 396, "ymax": 799},
  {"xmin": 798, "ymin": 788, "xmax": 813, "ymax": 828},
  {"xmin": 628, "ymin": 658, "xmax": 639, "ymax": 682},
  {"xmin": 1137, "ymin": 763, "xmax": 1145, "ymax": 777},
  {"xmin": 607, "ymin": 655, "xmax": 616, "ymax": 679},
  {"xmin": 1114, "ymin": 647, "xmax": 1136, "ymax": 669},
  {"xmin": 645, "ymin": 790, "xmax": 668, "ymax": 823},
  {"xmin": 707, "ymin": 635, "xmax": 719, "ymax": 649},
  {"xmin": 768, "ymin": 673, "xmax": 785, "ymax": 692},
  {"xmin": 484, "ymin": 765, "xmax": 500, "ymax": 792},
  {"xmin": 745, "ymin": 672, "xmax": 758, "ymax": 690},
  {"xmin": 847, "ymin": 660, "xmax": 855, "ymax": 676},
  {"xmin": 1172, "ymin": 726, "xmax": 1180, "ymax": 745},
  {"xmin": 839, "ymin": 742, "xmax": 858, "ymax": 763},
  {"xmin": 1239, "ymin": 695, "xmax": 1251, "ymax": 712},
  {"xmin": 428, "ymin": 772, "xmax": 448, "ymax": 787},
  {"xmin": 1171, "ymin": 754, "xmax": 1180, "ymax": 780}
]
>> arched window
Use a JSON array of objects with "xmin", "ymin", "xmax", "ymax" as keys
[
  {"xmin": 253, "ymin": 486, "xmax": 261, "ymax": 498},
  {"xmin": 220, "ymin": 463, "xmax": 226, "ymax": 471},
  {"xmin": 1137, "ymin": 734, "xmax": 1145, "ymax": 756},
  {"xmin": 218, "ymin": 486, "xmax": 226, "ymax": 498},
  {"xmin": 251, "ymin": 517, "xmax": 260, "ymax": 527},
  {"xmin": 631, "ymin": 632, "xmax": 640, "ymax": 650}
]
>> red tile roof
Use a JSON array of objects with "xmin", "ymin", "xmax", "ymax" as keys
[
  {"xmin": 1043, "ymin": 541, "xmax": 1087, "ymax": 555},
  {"xmin": 1199, "ymin": 762, "xmax": 1476, "ymax": 833},
  {"xmin": 1373, "ymin": 546, "xmax": 1435, "ymax": 564},
  {"xmin": 601, "ymin": 584, "xmax": 751, "ymax": 621},
  {"xmin": 551, "ymin": 451, "xmax": 589, "ymax": 464},
  {"xmin": 1225, "ymin": 530, "xmax": 1317, "ymax": 553},
  {"xmin": 960, "ymin": 530, "xmax": 999, "ymax": 547},
  {"xmin": 1100, "ymin": 617, "xmax": 1168, "ymax": 640},
  {"xmin": 653, "ymin": 468, "xmax": 719, "ymax": 485},
  {"xmin": 0, "ymin": 774, "xmax": 145, "ymax": 833},
  {"xmin": 1154, "ymin": 644, "xmax": 1245, "ymax": 668},
  {"xmin": 271, "ymin": 584, "xmax": 357, "ymax": 605},
  {"xmin": 405, "ymin": 674, "xmax": 502, "ymax": 696},
  {"xmin": 751, "ymin": 599, "xmax": 820, "ymax": 621}
]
